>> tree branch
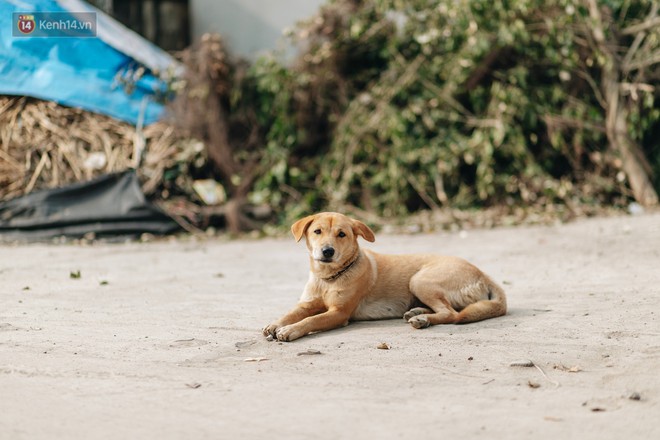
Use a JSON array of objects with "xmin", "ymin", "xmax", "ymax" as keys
[
  {"xmin": 463, "ymin": 45, "xmax": 507, "ymax": 91},
  {"xmin": 543, "ymin": 114, "xmax": 606, "ymax": 133},
  {"xmin": 583, "ymin": 0, "xmax": 658, "ymax": 206},
  {"xmin": 624, "ymin": 49, "xmax": 660, "ymax": 71},
  {"xmin": 621, "ymin": 15, "xmax": 660, "ymax": 35},
  {"xmin": 622, "ymin": 2, "xmax": 658, "ymax": 74}
]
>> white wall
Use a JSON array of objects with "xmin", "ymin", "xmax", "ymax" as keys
[{"xmin": 190, "ymin": 0, "xmax": 326, "ymax": 59}]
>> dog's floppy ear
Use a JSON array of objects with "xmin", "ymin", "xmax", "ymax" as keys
[
  {"xmin": 352, "ymin": 219, "xmax": 375, "ymax": 243},
  {"xmin": 291, "ymin": 215, "xmax": 316, "ymax": 242}
]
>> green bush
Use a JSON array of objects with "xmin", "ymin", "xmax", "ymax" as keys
[{"xmin": 223, "ymin": 0, "xmax": 659, "ymax": 225}]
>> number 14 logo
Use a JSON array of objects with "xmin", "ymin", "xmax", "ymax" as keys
[{"xmin": 17, "ymin": 15, "xmax": 36, "ymax": 34}]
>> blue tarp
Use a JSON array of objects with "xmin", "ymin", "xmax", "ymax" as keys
[{"xmin": 0, "ymin": 0, "xmax": 181, "ymax": 125}]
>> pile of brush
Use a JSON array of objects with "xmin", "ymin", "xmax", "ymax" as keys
[
  {"xmin": 0, "ymin": 95, "xmax": 207, "ymax": 201},
  {"xmin": 0, "ymin": 87, "xmax": 275, "ymax": 234}
]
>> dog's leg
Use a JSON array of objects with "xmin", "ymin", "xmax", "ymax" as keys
[
  {"xmin": 263, "ymin": 299, "xmax": 325, "ymax": 339},
  {"xmin": 454, "ymin": 280, "xmax": 507, "ymax": 323},
  {"xmin": 274, "ymin": 309, "xmax": 351, "ymax": 342},
  {"xmin": 407, "ymin": 270, "xmax": 460, "ymax": 328}
]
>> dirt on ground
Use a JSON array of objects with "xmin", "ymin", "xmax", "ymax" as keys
[{"xmin": 1, "ymin": 211, "xmax": 659, "ymax": 439}]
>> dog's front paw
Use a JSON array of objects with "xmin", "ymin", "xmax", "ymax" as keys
[
  {"xmin": 275, "ymin": 325, "xmax": 303, "ymax": 342},
  {"xmin": 263, "ymin": 324, "xmax": 279, "ymax": 339},
  {"xmin": 408, "ymin": 315, "xmax": 431, "ymax": 329}
]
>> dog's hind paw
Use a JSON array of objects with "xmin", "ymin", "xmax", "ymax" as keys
[
  {"xmin": 408, "ymin": 315, "xmax": 431, "ymax": 329},
  {"xmin": 403, "ymin": 307, "xmax": 433, "ymax": 321}
]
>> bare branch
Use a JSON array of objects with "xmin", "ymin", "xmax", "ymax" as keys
[
  {"xmin": 621, "ymin": 16, "xmax": 660, "ymax": 35},
  {"xmin": 543, "ymin": 114, "xmax": 606, "ymax": 133},
  {"xmin": 464, "ymin": 46, "xmax": 507, "ymax": 91},
  {"xmin": 622, "ymin": 31, "xmax": 647, "ymax": 70},
  {"xmin": 575, "ymin": 68, "xmax": 608, "ymax": 109},
  {"xmin": 619, "ymin": 82, "xmax": 655, "ymax": 100},
  {"xmin": 586, "ymin": 0, "xmax": 607, "ymax": 44},
  {"xmin": 624, "ymin": 49, "xmax": 660, "ymax": 71},
  {"xmin": 623, "ymin": 2, "xmax": 658, "ymax": 71}
]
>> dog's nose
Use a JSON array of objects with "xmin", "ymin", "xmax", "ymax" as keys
[{"xmin": 322, "ymin": 247, "xmax": 335, "ymax": 258}]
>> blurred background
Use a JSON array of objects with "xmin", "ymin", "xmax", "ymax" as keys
[{"xmin": 1, "ymin": 0, "xmax": 658, "ymax": 238}]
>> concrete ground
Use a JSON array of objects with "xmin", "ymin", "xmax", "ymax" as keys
[{"xmin": 1, "ymin": 212, "xmax": 659, "ymax": 439}]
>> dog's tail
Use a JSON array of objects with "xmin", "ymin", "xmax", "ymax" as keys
[{"xmin": 455, "ymin": 278, "xmax": 507, "ymax": 324}]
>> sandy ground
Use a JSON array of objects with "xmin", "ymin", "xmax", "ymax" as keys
[{"xmin": 1, "ymin": 212, "xmax": 659, "ymax": 439}]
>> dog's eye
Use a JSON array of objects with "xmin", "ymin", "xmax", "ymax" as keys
[
  {"xmin": 314, "ymin": 229, "xmax": 321, "ymax": 235},
  {"xmin": 338, "ymin": 231, "xmax": 346, "ymax": 238}
]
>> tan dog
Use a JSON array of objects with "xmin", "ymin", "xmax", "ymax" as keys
[{"xmin": 263, "ymin": 212, "xmax": 507, "ymax": 342}]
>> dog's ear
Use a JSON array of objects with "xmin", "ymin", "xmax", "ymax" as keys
[
  {"xmin": 291, "ymin": 215, "xmax": 316, "ymax": 242},
  {"xmin": 352, "ymin": 219, "xmax": 375, "ymax": 243}
]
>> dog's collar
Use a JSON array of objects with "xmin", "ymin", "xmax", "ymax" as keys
[{"xmin": 322, "ymin": 253, "xmax": 360, "ymax": 282}]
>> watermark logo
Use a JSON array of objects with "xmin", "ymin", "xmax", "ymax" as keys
[
  {"xmin": 13, "ymin": 12, "xmax": 97, "ymax": 38},
  {"xmin": 17, "ymin": 14, "xmax": 36, "ymax": 35}
]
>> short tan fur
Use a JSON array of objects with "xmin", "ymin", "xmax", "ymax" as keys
[{"xmin": 263, "ymin": 212, "xmax": 507, "ymax": 342}]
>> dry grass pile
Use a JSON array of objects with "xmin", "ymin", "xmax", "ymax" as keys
[{"xmin": 0, "ymin": 95, "xmax": 204, "ymax": 202}]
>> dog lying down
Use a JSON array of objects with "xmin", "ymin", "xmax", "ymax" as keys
[{"xmin": 263, "ymin": 212, "xmax": 507, "ymax": 342}]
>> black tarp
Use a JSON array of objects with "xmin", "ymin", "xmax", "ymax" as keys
[{"xmin": 0, "ymin": 170, "xmax": 179, "ymax": 241}]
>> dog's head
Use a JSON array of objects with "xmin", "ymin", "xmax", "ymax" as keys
[{"xmin": 291, "ymin": 212, "xmax": 375, "ymax": 266}]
